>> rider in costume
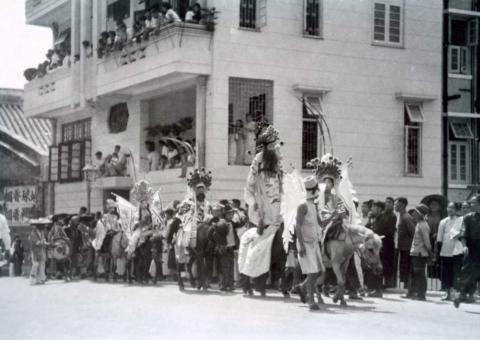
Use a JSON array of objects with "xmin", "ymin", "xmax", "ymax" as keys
[{"xmin": 239, "ymin": 122, "xmax": 283, "ymax": 297}]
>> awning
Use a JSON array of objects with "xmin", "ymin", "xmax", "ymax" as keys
[{"xmin": 450, "ymin": 120, "xmax": 474, "ymax": 139}]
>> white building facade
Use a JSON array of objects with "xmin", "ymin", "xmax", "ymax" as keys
[{"xmin": 23, "ymin": 0, "xmax": 443, "ymax": 213}]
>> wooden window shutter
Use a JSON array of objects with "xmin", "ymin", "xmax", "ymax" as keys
[{"xmin": 49, "ymin": 146, "xmax": 59, "ymax": 182}]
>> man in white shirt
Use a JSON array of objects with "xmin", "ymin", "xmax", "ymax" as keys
[
  {"xmin": 437, "ymin": 202, "xmax": 464, "ymax": 300},
  {"xmin": 0, "ymin": 205, "xmax": 11, "ymax": 257},
  {"xmin": 92, "ymin": 212, "xmax": 106, "ymax": 279},
  {"xmin": 145, "ymin": 141, "xmax": 160, "ymax": 172}
]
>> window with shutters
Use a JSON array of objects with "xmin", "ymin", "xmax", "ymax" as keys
[
  {"xmin": 304, "ymin": 0, "xmax": 322, "ymax": 37},
  {"xmin": 239, "ymin": 0, "xmax": 267, "ymax": 30},
  {"xmin": 302, "ymin": 95, "xmax": 323, "ymax": 168},
  {"xmin": 373, "ymin": 1, "xmax": 404, "ymax": 47},
  {"xmin": 62, "ymin": 118, "xmax": 91, "ymax": 142},
  {"xmin": 449, "ymin": 46, "xmax": 470, "ymax": 74},
  {"xmin": 49, "ymin": 119, "xmax": 92, "ymax": 183},
  {"xmin": 404, "ymin": 103, "xmax": 423, "ymax": 176},
  {"xmin": 449, "ymin": 142, "xmax": 470, "ymax": 184}
]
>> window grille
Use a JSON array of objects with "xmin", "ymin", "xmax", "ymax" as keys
[
  {"xmin": 449, "ymin": 142, "xmax": 469, "ymax": 183},
  {"xmin": 405, "ymin": 125, "xmax": 421, "ymax": 176},
  {"xmin": 404, "ymin": 104, "xmax": 422, "ymax": 176},
  {"xmin": 304, "ymin": 0, "xmax": 321, "ymax": 36},
  {"xmin": 228, "ymin": 77, "xmax": 273, "ymax": 166},
  {"xmin": 240, "ymin": 0, "xmax": 257, "ymax": 29},
  {"xmin": 62, "ymin": 118, "xmax": 91, "ymax": 142},
  {"xmin": 373, "ymin": 2, "xmax": 403, "ymax": 46},
  {"xmin": 302, "ymin": 96, "xmax": 323, "ymax": 168}
]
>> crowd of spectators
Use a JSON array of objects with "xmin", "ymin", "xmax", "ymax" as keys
[
  {"xmin": 97, "ymin": 2, "xmax": 205, "ymax": 63},
  {"xmin": 23, "ymin": 43, "xmax": 76, "ymax": 82}
]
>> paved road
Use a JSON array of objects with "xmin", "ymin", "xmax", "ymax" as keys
[{"xmin": 0, "ymin": 277, "xmax": 479, "ymax": 340}]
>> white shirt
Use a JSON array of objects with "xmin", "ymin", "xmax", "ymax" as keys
[
  {"xmin": 0, "ymin": 213, "xmax": 11, "ymax": 252},
  {"xmin": 92, "ymin": 220, "xmax": 106, "ymax": 251},
  {"xmin": 147, "ymin": 151, "xmax": 160, "ymax": 172},
  {"xmin": 437, "ymin": 216, "xmax": 464, "ymax": 257},
  {"xmin": 185, "ymin": 11, "xmax": 194, "ymax": 22},
  {"xmin": 165, "ymin": 9, "xmax": 181, "ymax": 23}
]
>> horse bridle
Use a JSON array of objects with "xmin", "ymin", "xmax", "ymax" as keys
[{"xmin": 346, "ymin": 228, "xmax": 376, "ymax": 271}]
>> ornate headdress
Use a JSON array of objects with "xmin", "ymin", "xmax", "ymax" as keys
[
  {"xmin": 307, "ymin": 153, "xmax": 342, "ymax": 182},
  {"xmin": 131, "ymin": 180, "xmax": 155, "ymax": 204},
  {"xmin": 187, "ymin": 168, "xmax": 213, "ymax": 190},
  {"xmin": 255, "ymin": 122, "xmax": 280, "ymax": 146}
]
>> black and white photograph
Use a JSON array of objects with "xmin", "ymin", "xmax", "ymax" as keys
[{"xmin": 0, "ymin": 0, "xmax": 479, "ymax": 339}]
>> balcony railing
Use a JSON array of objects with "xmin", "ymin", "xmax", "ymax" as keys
[
  {"xmin": 96, "ymin": 23, "xmax": 213, "ymax": 96},
  {"xmin": 23, "ymin": 65, "xmax": 78, "ymax": 118}
]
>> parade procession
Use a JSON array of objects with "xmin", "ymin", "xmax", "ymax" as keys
[
  {"xmin": 2, "ymin": 0, "xmax": 480, "ymax": 339},
  {"xmin": 1, "ymin": 121, "xmax": 479, "ymax": 314}
]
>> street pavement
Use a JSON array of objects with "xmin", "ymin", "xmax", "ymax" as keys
[{"xmin": 0, "ymin": 277, "xmax": 479, "ymax": 340}]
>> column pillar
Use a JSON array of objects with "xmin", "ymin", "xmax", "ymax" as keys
[
  {"xmin": 71, "ymin": 0, "xmax": 80, "ymax": 108},
  {"xmin": 195, "ymin": 76, "xmax": 208, "ymax": 168},
  {"xmin": 80, "ymin": 0, "xmax": 92, "ymax": 106}
]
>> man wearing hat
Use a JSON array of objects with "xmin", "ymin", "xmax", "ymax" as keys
[
  {"xmin": 295, "ymin": 176, "xmax": 324, "ymax": 310},
  {"xmin": 403, "ymin": 204, "xmax": 433, "ymax": 301},
  {"xmin": 454, "ymin": 195, "xmax": 480, "ymax": 308}
]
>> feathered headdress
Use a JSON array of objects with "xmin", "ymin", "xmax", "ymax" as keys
[
  {"xmin": 255, "ymin": 122, "xmax": 280, "ymax": 146},
  {"xmin": 187, "ymin": 168, "xmax": 213, "ymax": 190},
  {"xmin": 307, "ymin": 153, "xmax": 342, "ymax": 182},
  {"xmin": 130, "ymin": 180, "xmax": 155, "ymax": 204}
]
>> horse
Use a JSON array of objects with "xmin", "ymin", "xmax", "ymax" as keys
[
  {"xmin": 126, "ymin": 229, "xmax": 164, "ymax": 284},
  {"xmin": 323, "ymin": 216, "xmax": 383, "ymax": 305}
]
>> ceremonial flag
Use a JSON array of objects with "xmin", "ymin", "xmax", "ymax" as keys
[{"xmin": 113, "ymin": 194, "xmax": 137, "ymax": 234}]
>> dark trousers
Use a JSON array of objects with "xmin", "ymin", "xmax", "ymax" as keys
[
  {"xmin": 220, "ymin": 247, "xmax": 235, "ymax": 289},
  {"xmin": 408, "ymin": 256, "xmax": 427, "ymax": 299},
  {"xmin": 398, "ymin": 250, "xmax": 411, "ymax": 286},
  {"xmin": 440, "ymin": 255, "xmax": 463, "ymax": 290},
  {"xmin": 455, "ymin": 256, "xmax": 480, "ymax": 296},
  {"xmin": 381, "ymin": 243, "xmax": 396, "ymax": 288}
]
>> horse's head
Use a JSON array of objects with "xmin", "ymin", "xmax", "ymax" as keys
[{"xmin": 360, "ymin": 233, "xmax": 383, "ymax": 275}]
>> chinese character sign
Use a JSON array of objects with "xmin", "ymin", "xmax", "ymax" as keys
[{"xmin": 2, "ymin": 186, "xmax": 38, "ymax": 225}]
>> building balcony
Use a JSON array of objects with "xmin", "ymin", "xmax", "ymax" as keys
[
  {"xmin": 95, "ymin": 23, "xmax": 213, "ymax": 98},
  {"xmin": 93, "ymin": 175, "xmax": 133, "ymax": 190},
  {"xmin": 26, "ymin": 0, "xmax": 70, "ymax": 26},
  {"xmin": 23, "ymin": 65, "xmax": 78, "ymax": 118}
]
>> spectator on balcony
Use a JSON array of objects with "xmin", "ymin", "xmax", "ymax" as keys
[
  {"xmin": 161, "ymin": 2, "xmax": 181, "ymax": 24},
  {"xmin": 115, "ymin": 21, "xmax": 128, "ymax": 50},
  {"xmin": 143, "ymin": 10, "xmax": 156, "ymax": 41},
  {"xmin": 165, "ymin": 140, "xmax": 179, "ymax": 169},
  {"xmin": 158, "ymin": 139, "xmax": 169, "ymax": 170},
  {"xmin": 107, "ymin": 31, "xmax": 116, "ymax": 52},
  {"xmin": 151, "ymin": 6, "xmax": 165, "ymax": 34},
  {"xmin": 93, "ymin": 151, "xmax": 105, "ymax": 177},
  {"xmin": 37, "ymin": 62, "xmax": 48, "ymax": 78},
  {"xmin": 185, "ymin": 3, "xmax": 202, "ymax": 24},
  {"xmin": 50, "ymin": 49, "xmax": 61, "ymax": 70},
  {"xmin": 145, "ymin": 140, "xmax": 160, "ymax": 172},
  {"xmin": 104, "ymin": 145, "xmax": 130, "ymax": 177},
  {"xmin": 97, "ymin": 32, "xmax": 108, "ymax": 58}
]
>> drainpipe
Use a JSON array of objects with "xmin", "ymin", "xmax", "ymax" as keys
[{"xmin": 441, "ymin": 5, "xmax": 449, "ymax": 197}]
